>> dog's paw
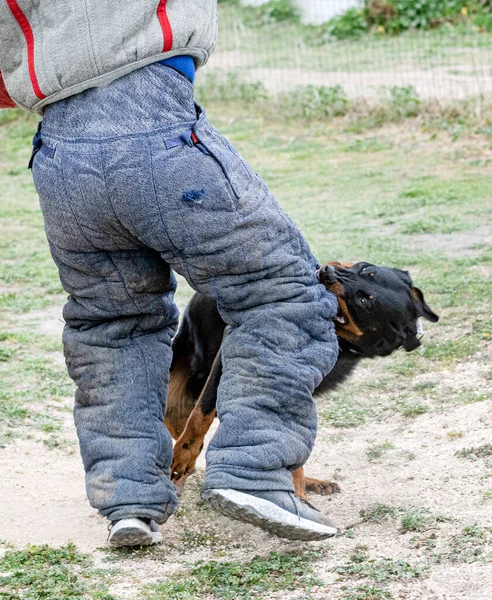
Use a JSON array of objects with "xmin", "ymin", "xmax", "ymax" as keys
[
  {"xmin": 171, "ymin": 439, "xmax": 203, "ymax": 481},
  {"xmin": 305, "ymin": 478, "xmax": 341, "ymax": 496}
]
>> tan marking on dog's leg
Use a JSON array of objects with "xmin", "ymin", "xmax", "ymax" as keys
[
  {"xmin": 171, "ymin": 350, "xmax": 222, "ymax": 482},
  {"xmin": 292, "ymin": 467, "xmax": 308, "ymax": 500},
  {"xmin": 165, "ymin": 360, "xmax": 194, "ymax": 440}
]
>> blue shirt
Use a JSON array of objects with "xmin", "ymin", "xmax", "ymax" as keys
[{"xmin": 158, "ymin": 55, "xmax": 195, "ymax": 83}]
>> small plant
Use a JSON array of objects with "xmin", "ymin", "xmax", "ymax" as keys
[
  {"xmin": 388, "ymin": 86, "xmax": 421, "ymax": 119},
  {"xmin": 409, "ymin": 532, "xmax": 438, "ymax": 550},
  {"xmin": 341, "ymin": 584, "xmax": 395, "ymax": 599},
  {"xmin": 245, "ymin": 0, "xmax": 300, "ymax": 26},
  {"xmin": 447, "ymin": 524, "xmax": 492, "ymax": 563},
  {"xmin": 399, "ymin": 508, "xmax": 435, "ymax": 533},
  {"xmin": 282, "ymin": 85, "xmax": 349, "ymax": 120},
  {"xmin": 401, "ymin": 401, "xmax": 429, "ymax": 417},
  {"xmin": 196, "ymin": 71, "xmax": 268, "ymax": 105},
  {"xmin": 322, "ymin": 8, "xmax": 368, "ymax": 40},
  {"xmin": 456, "ymin": 444, "xmax": 492, "ymax": 460},
  {"xmin": 366, "ymin": 440, "xmax": 395, "ymax": 461},
  {"xmin": 360, "ymin": 503, "xmax": 399, "ymax": 523},
  {"xmin": 482, "ymin": 489, "xmax": 492, "ymax": 504},
  {"xmin": 334, "ymin": 554, "xmax": 428, "ymax": 582}
]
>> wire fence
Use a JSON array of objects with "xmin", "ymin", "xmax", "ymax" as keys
[{"xmin": 203, "ymin": 1, "xmax": 492, "ymax": 104}]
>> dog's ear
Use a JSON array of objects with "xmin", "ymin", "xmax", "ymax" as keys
[{"xmin": 412, "ymin": 287, "xmax": 439, "ymax": 322}]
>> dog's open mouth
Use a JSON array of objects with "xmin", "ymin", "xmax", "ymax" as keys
[{"xmin": 334, "ymin": 311, "xmax": 346, "ymax": 324}]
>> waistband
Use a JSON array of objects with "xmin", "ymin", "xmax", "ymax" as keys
[{"xmin": 42, "ymin": 63, "xmax": 197, "ymax": 140}]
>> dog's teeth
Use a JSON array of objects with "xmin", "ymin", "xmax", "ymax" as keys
[{"xmin": 334, "ymin": 315, "xmax": 346, "ymax": 324}]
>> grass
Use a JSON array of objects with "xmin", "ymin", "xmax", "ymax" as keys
[
  {"xmin": 143, "ymin": 552, "xmax": 322, "ymax": 600},
  {"xmin": 216, "ymin": 3, "xmax": 492, "ymax": 74},
  {"xmin": 447, "ymin": 525, "xmax": 492, "ymax": 563},
  {"xmin": 341, "ymin": 585, "xmax": 395, "ymax": 600},
  {"xmin": 399, "ymin": 508, "xmax": 436, "ymax": 534},
  {"xmin": 333, "ymin": 546, "xmax": 428, "ymax": 582},
  {"xmin": 0, "ymin": 543, "xmax": 116, "ymax": 600},
  {"xmin": 366, "ymin": 440, "xmax": 395, "ymax": 461},
  {"xmin": 360, "ymin": 504, "xmax": 399, "ymax": 523},
  {"xmin": 456, "ymin": 444, "xmax": 492, "ymax": 460}
]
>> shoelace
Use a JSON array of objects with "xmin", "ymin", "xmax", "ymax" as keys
[{"xmin": 288, "ymin": 492, "xmax": 320, "ymax": 521}]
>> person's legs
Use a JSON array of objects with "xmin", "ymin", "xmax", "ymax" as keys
[{"xmin": 34, "ymin": 63, "xmax": 339, "ymax": 541}]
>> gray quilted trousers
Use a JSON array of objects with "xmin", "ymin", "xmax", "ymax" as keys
[{"xmin": 32, "ymin": 64, "xmax": 338, "ymax": 524}]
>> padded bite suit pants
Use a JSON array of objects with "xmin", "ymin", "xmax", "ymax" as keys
[{"xmin": 32, "ymin": 64, "xmax": 338, "ymax": 523}]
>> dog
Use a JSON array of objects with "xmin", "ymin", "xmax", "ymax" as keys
[{"xmin": 165, "ymin": 261, "xmax": 439, "ymax": 497}]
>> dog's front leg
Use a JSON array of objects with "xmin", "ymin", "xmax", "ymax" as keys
[{"xmin": 171, "ymin": 346, "xmax": 222, "ymax": 485}]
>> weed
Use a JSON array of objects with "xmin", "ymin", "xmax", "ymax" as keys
[
  {"xmin": 143, "ymin": 552, "xmax": 322, "ymax": 600},
  {"xmin": 388, "ymin": 86, "xmax": 421, "ymax": 119},
  {"xmin": 446, "ymin": 430, "xmax": 464, "ymax": 440},
  {"xmin": 447, "ymin": 524, "xmax": 492, "ymax": 563},
  {"xmin": 409, "ymin": 532, "xmax": 438, "ymax": 551},
  {"xmin": 314, "ymin": 8, "xmax": 368, "ymax": 41},
  {"xmin": 247, "ymin": 0, "xmax": 299, "ymax": 26},
  {"xmin": 341, "ymin": 584, "xmax": 394, "ymax": 600},
  {"xmin": 282, "ymin": 85, "xmax": 349, "ymax": 120},
  {"xmin": 360, "ymin": 504, "xmax": 399, "ymax": 523},
  {"xmin": 324, "ymin": 395, "xmax": 367, "ymax": 428},
  {"xmin": 482, "ymin": 489, "xmax": 492, "ymax": 504},
  {"xmin": 456, "ymin": 444, "xmax": 492, "ymax": 460},
  {"xmin": 197, "ymin": 71, "xmax": 267, "ymax": 105},
  {"xmin": 399, "ymin": 508, "xmax": 435, "ymax": 533},
  {"xmin": 0, "ymin": 543, "xmax": 116, "ymax": 599},
  {"xmin": 366, "ymin": 440, "xmax": 395, "ymax": 461},
  {"xmin": 334, "ymin": 550, "xmax": 428, "ymax": 582},
  {"xmin": 394, "ymin": 399, "xmax": 429, "ymax": 417}
]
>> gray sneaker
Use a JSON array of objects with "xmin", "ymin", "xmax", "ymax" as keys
[
  {"xmin": 202, "ymin": 489, "xmax": 337, "ymax": 541},
  {"xmin": 108, "ymin": 518, "xmax": 163, "ymax": 547}
]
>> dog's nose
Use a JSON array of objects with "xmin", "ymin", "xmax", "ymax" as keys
[{"xmin": 318, "ymin": 264, "xmax": 338, "ymax": 285}]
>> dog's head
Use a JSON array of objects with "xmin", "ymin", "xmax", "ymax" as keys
[{"xmin": 318, "ymin": 261, "xmax": 439, "ymax": 358}]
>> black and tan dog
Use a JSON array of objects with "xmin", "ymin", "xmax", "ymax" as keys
[{"xmin": 165, "ymin": 262, "xmax": 439, "ymax": 497}]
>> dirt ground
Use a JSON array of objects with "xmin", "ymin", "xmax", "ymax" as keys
[{"xmin": 1, "ymin": 301, "xmax": 491, "ymax": 599}]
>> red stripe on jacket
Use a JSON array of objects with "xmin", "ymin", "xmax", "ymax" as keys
[
  {"xmin": 6, "ymin": 0, "xmax": 46, "ymax": 100},
  {"xmin": 157, "ymin": 0, "xmax": 173, "ymax": 52}
]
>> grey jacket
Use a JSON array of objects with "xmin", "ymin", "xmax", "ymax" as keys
[{"xmin": 0, "ymin": 0, "xmax": 217, "ymax": 113}]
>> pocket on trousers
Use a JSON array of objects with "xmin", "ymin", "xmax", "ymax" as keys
[{"xmin": 192, "ymin": 129, "xmax": 253, "ymax": 200}]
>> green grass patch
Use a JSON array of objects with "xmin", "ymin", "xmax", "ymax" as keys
[
  {"xmin": 455, "ymin": 444, "xmax": 492, "ymax": 460},
  {"xmin": 0, "ymin": 331, "xmax": 73, "ymax": 445},
  {"xmin": 341, "ymin": 584, "xmax": 395, "ymax": 600},
  {"xmin": 334, "ymin": 546, "xmax": 428, "ymax": 582},
  {"xmin": 143, "ymin": 552, "xmax": 322, "ymax": 600},
  {"xmin": 447, "ymin": 525, "xmax": 492, "ymax": 563},
  {"xmin": 0, "ymin": 543, "xmax": 116, "ymax": 600},
  {"xmin": 366, "ymin": 440, "xmax": 395, "ymax": 461},
  {"xmin": 360, "ymin": 504, "xmax": 399, "ymax": 523},
  {"xmin": 399, "ymin": 508, "xmax": 436, "ymax": 533}
]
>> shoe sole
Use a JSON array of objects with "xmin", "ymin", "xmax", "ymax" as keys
[
  {"xmin": 203, "ymin": 489, "xmax": 337, "ymax": 541},
  {"xmin": 109, "ymin": 527, "xmax": 163, "ymax": 548}
]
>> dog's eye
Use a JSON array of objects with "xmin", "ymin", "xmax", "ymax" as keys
[{"xmin": 359, "ymin": 297, "xmax": 368, "ymax": 307}]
